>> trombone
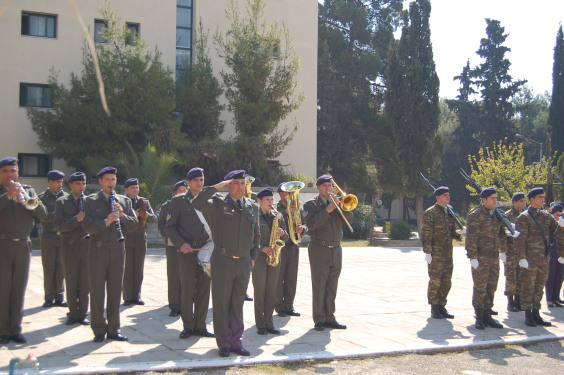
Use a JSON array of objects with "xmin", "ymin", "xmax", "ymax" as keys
[{"xmin": 329, "ymin": 178, "xmax": 356, "ymax": 232}]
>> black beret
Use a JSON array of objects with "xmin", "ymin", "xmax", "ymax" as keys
[
  {"xmin": 224, "ymin": 169, "xmax": 246, "ymax": 180},
  {"xmin": 186, "ymin": 167, "xmax": 204, "ymax": 180},
  {"xmin": 433, "ymin": 186, "xmax": 449, "ymax": 196},
  {"xmin": 96, "ymin": 166, "xmax": 117, "ymax": 178},
  {"xmin": 124, "ymin": 178, "xmax": 139, "ymax": 188},
  {"xmin": 47, "ymin": 170, "xmax": 65, "ymax": 181},
  {"xmin": 68, "ymin": 172, "xmax": 86, "ymax": 183},
  {"xmin": 316, "ymin": 174, "xmax": 332, "ymax": 186},
  {"xmin": 550, "ymin": 203, "xmax": 564, "ymax": 214},
  {"xmin": 172, "ymin": 180, "xmax": 187, "ymax": 193},
  {"xmin": 277, "ymin": 183, "xmax": 285, "ymax": 193},
  {"xmin": 480, "ymin": 187, "xmax": 497, "ymax": 199},
  {"xmin": 511, "ymin": 192, "xmax": 525, "ymax": 202},
  {"xmin": 527, "ymin": 187, "xmax": 544, "ymax": 199},
  {"xmin": 0, "ymin": 156, "xmax": 18, "ymax": 169},
  {"xmin": 257, "ymin": 187, "xmax": 274, "ymax": 199}
]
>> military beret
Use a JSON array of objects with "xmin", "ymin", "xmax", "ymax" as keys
[
  {"xmin": 96, "ymin": 166, "xmax": 117, "ymax": 178},
  {"xmin": 316, "ymin": 174, "xmax": 332, "ymax": 186},
  {"xmin": 527, "ymin": 187, "xmax": 544, "ymax": 199},
  {"xmin": 550, "ymin": 203, "xmax": 564, "ymax": 214},
  {"xmin": 186, "ymin": 167, "xmax": 204, "ymax": 180},
  {"xmin": 553, "ymin": 201, "xmax": 564, "ymax": 207},
  {"xmin": 124, "ymin": 178, "xmax": 139, "ymax": 188},
  {"xmin": 0, "ymin": 156, "xmax": 18, "ymax": 169},
  {"xmin": 47, "ymin": 170, "xmax": 65, "ymax": 181},
  {"xmin": 433, "ymin": 186, "xmax": 449, "ymax": 196},
  {"xmin": 172, "ymin": 180, "xmax": 187, "ymax": 193},
  {"xmin": 257, "ymin": 187, "xmax": 274, "ymax": 199},
  {"xmin": 480, "ymin": 187, "xmax": 497, "ymax": 199},
  {"xmin": 511, "ymin": 192, "xmax": 525, "ymax": 202},
  {"xmin": 68, "ymin": 172, "xmax": 86, "ymax": 183},
  {"xmin": 277, "ymin": 183, "xmax": 285, "ymax": 193},
  {"xmin": 224, "ymin": 169, "xmax": 246, "ymax": 180}
]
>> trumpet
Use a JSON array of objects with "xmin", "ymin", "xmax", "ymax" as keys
[
  {"xmin": 109, "ymin": 187, "xmax": 125, "ymax": 242},
  {"xmin": 280, "ymin": 180, "xmax": 305, "ymax": 244},
  {"xmin": 329, "ymin": 178, "xmax": 356, "ymax": 232},
  {"xmin": 9, "ymin": 179, "xmax": 38, "ymax": 210}
]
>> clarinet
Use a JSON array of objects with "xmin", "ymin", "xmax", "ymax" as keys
[
  {"xmin": 79, "ymin": 192, "xmax": 90, "ymax": 239},
  {"xmin": 109, "ymin": 187, "xmax": 125, "ymax": 242}
]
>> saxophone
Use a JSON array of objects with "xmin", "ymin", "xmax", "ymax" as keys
[{"xmin": 266, "ymin": 211, "xmax": 285, "ymax": 267}]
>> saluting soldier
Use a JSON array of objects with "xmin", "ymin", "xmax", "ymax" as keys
[
  {"xmin": 165, "ymin": 168, "xmax": 214, "ymax": 339},
  {"xmin": 122, "ymin": 178, "xmax": 157, "ymax": 306},
  {"xmin": 54, "ymin": 171, "xmax": 90, "ymax": 326},
  {"xmin": 191, "ymin": 170, "xmax": 260, "ymax": 358},
  {"xmin": 0, "ymin": 156, "xmax": 47, "ymax": 344},
  {"xmin": 254, "ymin": 187, "xmax": 288, "ymax": 335},
  {"xmin": 302, "ymin": 174, "xmax": 352, "ymax": 332},
  {"xmin": 421, "ymin": 186, "xmax": 463, "ymax": 320},
  {"xmin": 515, "ymin": 187, "xmax": 564, "ymax": 327},
  {"xmin": 504, "ymin": 192, "xmax": 526, "ymax": 312},
  {"xmin": 38, "ymin": 170, "xmax": 67, "ymax": 308},
  {"xmin": 465, "ymin": 187, "xmax": 506, "ymax": 330},
  {"xmin": 82, "ymin": 167, "xmax": 138, "ymax": 343},
  {"xmin": 158, "ymin": 180, "xmax": 187, "ymax": 317}
]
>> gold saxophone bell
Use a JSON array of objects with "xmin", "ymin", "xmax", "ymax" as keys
[
  {"xmin": 280, "ymin": 181, "xmax": 305, "ymax": 244},
  {"xmin": 244, "ymin": 175, "xmax": 255, "ymax": 199},
  {"xmin": 267, "ymin": 211, "xmax": 284, "ymax": 267}
]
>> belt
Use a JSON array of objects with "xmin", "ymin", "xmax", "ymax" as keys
[
  {"xmin": 0, "ymin": 234, "xmax": 28, "ymax": 242},
  {"xmin": 313, "ymin": 240, "xmax": 337, "ymax": 248},
  {"xmin": 219, "ymin": 248, "xmax": 242, "ymax": 259}
]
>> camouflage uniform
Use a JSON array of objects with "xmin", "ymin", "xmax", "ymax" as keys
[
  {"xmin": 504, "ymin": 207, "xmax": 523, "ymax": 297},
  {"xmin": 421, "ymin": 203, "xmax": 461, "ymax": 307}
]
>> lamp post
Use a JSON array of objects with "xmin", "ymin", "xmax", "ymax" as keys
[{"xmin": 516, "ymin": 133, "xmax": 543, "ymax": 163}]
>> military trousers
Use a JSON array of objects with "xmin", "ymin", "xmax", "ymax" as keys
[
  {"xmin": 166, "ymin": 245, "xmax": 181, "ymax": 311},
  {"xmin": 504, "ymin": 249, "xmax": 522, "ymax": 296},
  {"xmin": 521, "ymin": 259, "xmax": 549, "ymax": 310},
  {"xmin": 427, "ymin": 252, "xmax": 453, "ymax": 306},
  {"xmin": 308, "ymin": 243, "xmax": 342, "ymax": 324},
  {"xmin": 252, "ymin": 252, "xmax": 281, "ymax": 330},
  {"xmin": 178, "ymin": 251, "xmax": 211, "ymax": 331},
  {"xmin": 211, "ymin": 251, "xmax": 251, "ymax": 350},
  {"xmin": 88, "ymin": 241, "xmax": 125, "ymax": 336},
  {"xmin": 60, "ymin": 237, "xmax": 89, "ymax": 320},
  {"xmin": 545, "ymin": 250, "xmax": 564, "ymax": 303},
  {"xmin": 40, "ymin": 233, "xmax": 64, "ymax": 302},
  {"xmin": 0, "ymin": 239, "xmax": 31, "ymax": 336},
  {"xmin": 123, "ymin": 234, "xmax": 147, "ymax": 302},
  {"xmin": 275, "ymin": 243, "xmax": 299, "ymax": 313},
  {"xmin": 471, "ymin": 257, "xmax": 499, "ymax": 309}
]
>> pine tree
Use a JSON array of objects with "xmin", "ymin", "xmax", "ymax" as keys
[{"xmin": 549, "ymin": 25, "xmax": 564, "ymax": 156}]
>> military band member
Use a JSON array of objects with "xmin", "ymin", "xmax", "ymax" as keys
[
  {"xmin": 165, "ymin": 168, "xmax": 214, "ymax": 339},
  {"xmin": 122, "ymin": 178, "xmax": 157, "ymax": 306},
  {"xmin": 515, "ymin": 187, "xmax": 564, "ymax": 327},
  {"xmin": 253, "ymin": 187, "xmax": 288, "ymax": 335},
  {"xmin": 158, "ymin": 180, "xmax": 188, "ymax": 317},
  {"xmin": 465, "ymin": 187, "xmax": 506, "ymax": 330},
  {"xmin": 38, "ymin": 170, "xmax": 67, "ymax": 308},
  {"xmin": 421, "ymin": 186, "xmax": 462, "ymax": 320},
  {"xmin": 82, "ymin": 167, "xmax": 138, "ymax": 342},
  {"xmin": 546, "ymin": 202, "xmax": 564, "ymax": 308},
  {"xmin": 191, "ymin": 170, "xmax": 260, "ymax": 358},
  {"xmin": 504, "ymin": 192, "xmax": 526, "ymax": 312},
  {"xmin": 54, "ymin": 172, "xmax": 90, "ymax": 325},
  {"xmin": 0, "ymin": 156, "xmax": 47, "ymax": 344},
  {"xmin": 302, "ymin": 174, "xmax": 352, "ymax": 331}
]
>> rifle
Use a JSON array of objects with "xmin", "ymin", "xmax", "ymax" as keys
[
  {"xmin": 495, "ymin": 175, "xmax": 513, "ymax": 198},
  {"xmin": 552, "ymin": 171, "xmax": 564, "ymax": 186},
  {"xmin": 419, "ymin": 172, "xmax": 464, "ymax": 229},
  {"xmin": 459, "ymin": 168, "xmax": 519, "ymax": 237}
]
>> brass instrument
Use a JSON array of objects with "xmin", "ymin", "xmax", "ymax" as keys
[
  {"xmin": 79, "ymin": 192, "xmax": 90, "ymax": 239},
  {"xmin": 136, "ymin": 197, "xmax": 148, "ymax": 228},
  {"xmin": 9, "ymin": 179, "xmax": 38, "ymax": 210},
  {"xmin": 329, "ymin": 178, "xmax": 356, "ymax": 232},
  {"xmin": 266, "ymin": 211, "xmax": 285, "ymax": 267},
  {"xmin": 280, "ymin": 181, "xmax": 305, "ymax": 244},
  {"xmin": 109, "ymin": 187, "xmax": 125, "ymax": 242},
  {"xmin": 244, "ymin": 175, "xmax": 255, "ymax": 199}
]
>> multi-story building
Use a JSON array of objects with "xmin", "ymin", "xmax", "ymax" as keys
[{"xmin": 0, "ymin": 0, "xmax": 317, "ymax": 190}]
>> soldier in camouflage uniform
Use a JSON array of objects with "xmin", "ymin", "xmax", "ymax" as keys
[
  {"xmin": 421, "ymin": 186, "xmax": 463, "ymax": 319},
  {"xmin": 504, "ymin": 192, "xmax": 526, "ymax": 312},
  {"xmin": 515, "ymin": 187, "xmax": 564, "ymax": 327},
  {"xmin": 465, "ymin": 187, "xmax": 506, "ymax": 330}
]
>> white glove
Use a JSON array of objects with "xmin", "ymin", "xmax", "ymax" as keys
[
  {"xmin": 559, "ymin": 216, "xmax": 564, "ymax": 227},
  {"xmin": 470, "ymin": 259, "xmax": 479, "ymax": 269},
  {"xmin": 510, "ymin": 229, "xmax": 520, "ymax": 238},
  {"xmin": 499, "ymin": 253, "xmax": 507, "ymax": 263},
  {"xmin": 456, "ymin": 226, "xmax": 467, "ymax": 235},
  {"xmin": 558, "ymin": 257, "xmax": 564, "ymax": 264},
  {"xmin": 425, "ymin": 253, "xmax": 432, "ymax": 264},
  {"xmin": 519, "ymin": 259, "xmax": 529, "ymax": 269}
]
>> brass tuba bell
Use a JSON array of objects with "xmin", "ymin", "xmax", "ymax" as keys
[
  {"xmin": 280, "ymin": 181, "xmax": 305, "ymax": 244},
  {"xmin": 244, "ymin": 175, "xmax": 255, "ymax": 200}
]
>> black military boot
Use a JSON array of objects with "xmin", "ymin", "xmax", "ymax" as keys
[
  {"xmin": 438, "ymin": 305, "xmax": 454, "ymax": 319},
  {"xmin": 532, "ymin": 309, "xmax": 552, "ymax": 327},
  {"xmin": 474, "ymin": 308, "xmax": 485, "ymax": 330},
  {"xmin": 514, "ymin": 295, "xmax": 522, "ymax": 311},
  {"xmin": 524, "ymin": 310, "xmax": 537, "ymax": 327},
  {"xmin": 431, "ymin": 305, "xmax": 443, "ymax": 319},
  {"xmin": 507, "ymin": 295, "xmax": 520, "ymax": 312},
  {"xmin": 484, "ymin": 309, "xmax": 503, "ymax": 328}
]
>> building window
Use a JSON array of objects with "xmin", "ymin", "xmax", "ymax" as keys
[
  {"xmin": 20, "ymin": 83, "xmax": 52, "ymax": 108},
  {"xmin": 21, "ymin": 12, "xmax": 57, "ymax": 38},
  {"xmin": 95, "ymin": 20, "xmax": 140, "ymax": 43},
  {"xmin": 18, "ymin": 154, "xmax": 51, "ymax": 177},
  {"xmin": 176, "ymin": 0, "xmax": 193, "ymax": 81}
]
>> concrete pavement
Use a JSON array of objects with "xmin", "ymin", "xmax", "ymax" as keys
[{"xmin": 1, "ymin": 246, "xmax": 563, "ymax": 374}]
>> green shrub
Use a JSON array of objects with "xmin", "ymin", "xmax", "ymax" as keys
[
  {"xmin": 388, "ymin": 220, "xmax": 412, "ymax": 240},
  {"xmin": 343, "ymin": 203, "xmax": 372, "ymax": 239}
]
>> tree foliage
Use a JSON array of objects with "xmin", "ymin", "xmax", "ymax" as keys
[{"xmin": 549, "ymin": 25, "xmax": 564, "ymax": 156}]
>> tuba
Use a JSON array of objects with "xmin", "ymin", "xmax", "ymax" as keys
[
  {"xmin": 280, "ymin": 181, "xmax": 305, "ymax": 244},
  {"xmin": 266, "ymin": 211, "xmax": 285, "ymax": 267},
  {"xmin": 244, "ymin": 175, "xmax": 255, "ymax": 200},
  {"xmin": 136, "ymin": 197, "xmax": 148, "ymax": 228}
]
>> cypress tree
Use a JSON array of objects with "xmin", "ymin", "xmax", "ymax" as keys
[{"xmin": 549, "ymin": 26, "xmax": 564, "ymax": 156}]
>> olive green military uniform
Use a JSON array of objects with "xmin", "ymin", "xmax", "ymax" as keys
[
  {"xmin": 465, "ymin": 204, "xmax": 507, "ymax": 310},
  {"xmin": 0, "ymin": 185, "xmax": 47, "ymax": 336},
  {"xmin": 123, "ymin": 195, "xmax": 157, "ymax": 302},
  {"xmin": 302, "ymin": 195, "xmax": 352, "ymax": 325},
  {"xmin": 253, "ymin": 209, "xmax": 288, "ymax": 330},
  {"xmin": 165, "ymin": 191, "xmax": 211, "ymax": 332},
  {"xmin": 55, "ymin": 193, "xmax": 90, "ymax": 321},
  {"xmin": 421, "ymin": 203, "xmax": 461, "ymax": 307},
  {"xmin": 38, "ymin": 189, "xmax": 66, "ymax": 304},
  {"xmin": 82, "ymin": 191, "xmax": 138, "ymax": 337},
  {"xmin": 158, "ymin": 200, "xmax": 181, "ymax": 313},
  {"xmin": 504, "ymin": 207, "xmax": 523, "ymax": 298},
  {"xmin": 191, "ymin": 187, "xmax": 260, "ymax": 351}
]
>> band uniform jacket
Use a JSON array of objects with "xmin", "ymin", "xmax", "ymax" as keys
[
  {"xmin": 55, "ymin": 194, "xmax": 89, "ymax": 240},
  {"xmin": 421, "ymin": 203, "xmax": 461, "ymax": 255},
  {"xmin": 0, "ymin": 184, "xmax": 48, "ymax": 239},
  {"xmin": 465, "ymin": 204, "xmax": 507, "ymax": 260},
  {"xmin": 514, "ymin": 208, "xmax": 564, "ymax": 262},
  {"xmin": 165, "ymin": 190, "xmax": 211, "ymax": 250},
  {"xmin": 38, "ymin": 189, "xmax": 66, "ymax": 234},
  {"xmin": 302, "ymin": 195, "xmax": 352, "ymax": 247},
  {"xmin": 158, "ymin": 200, "xmax": 170, "ymax": 240},
  {"xmin": 124, "ymin": 196, "xmax": 157, "ymax": 236}
]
